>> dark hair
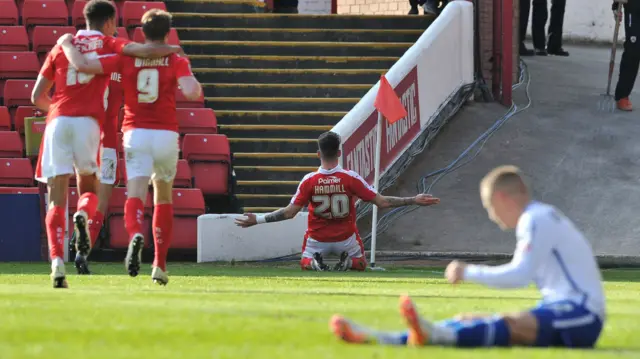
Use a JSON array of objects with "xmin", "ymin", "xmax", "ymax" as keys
[
  {"xmin": 83, "ymin": 0, "xmax": 116, "ymax": 30},
  {"xmin": 318, "ymin": 131, "xmax": 341, "ymax": 159},
  {"xmin": 141, "ymin": 9, "xmax": 172, "ymax": 41}
]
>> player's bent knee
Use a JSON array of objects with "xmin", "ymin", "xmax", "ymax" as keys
[
  {"xmin": 47, "ymin": 175, "xmax": 70, "ymax": 208},
  {"xmin": 501, "ymin": 312, "xmax": 538, "ymax": 346},
  {"xmin": 77, "ymin": 173, "xmax": 98, "ymax": 194}
]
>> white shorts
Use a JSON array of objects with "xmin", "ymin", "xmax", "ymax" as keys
[
  {"xmin": 301, "ymin": 233, "xmax": 365, "ymax": 259},
  {"xmin": 99, "ymin": 147, "xmax": 117, "ymax": 185},
  {"xmin": 35, "ymin": 116, "xmax": 100, "ymax": 183},
  {"xmin": 123, "ymin": 128, "xmax": 179, "ymax": 182}
]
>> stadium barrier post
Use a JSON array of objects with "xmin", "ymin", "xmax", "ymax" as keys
[{"xmin": 369, "ymin": 111, "xmax": 383, "ymax": 270}]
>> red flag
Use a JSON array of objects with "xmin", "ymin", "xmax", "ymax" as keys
[{"xmin": 374, "ymin": 75, "xmax": 407, "ymax": 124}]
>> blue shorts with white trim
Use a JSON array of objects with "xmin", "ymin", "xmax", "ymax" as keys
[{"xmin": 530, "ymin": 300, "xmax": 603, "ymax": 348}]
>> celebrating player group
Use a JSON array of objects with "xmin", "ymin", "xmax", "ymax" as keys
[{"xmin": 31, "ymin": 0, "xmax": 202, "ymax": 288}]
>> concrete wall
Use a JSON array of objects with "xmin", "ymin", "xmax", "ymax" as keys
[{"xmin": 562, "ymin": 0, "xmax": 616, "ymax": 43}]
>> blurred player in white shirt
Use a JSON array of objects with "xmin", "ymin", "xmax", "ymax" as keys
[{"xmin": 331, "ymin": 165, "xmax": 606, "ymax": 349}]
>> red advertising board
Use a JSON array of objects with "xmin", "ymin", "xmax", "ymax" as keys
[{"xmin": 341, "ymin": 67, "xmax": 420, "ymax": 185}]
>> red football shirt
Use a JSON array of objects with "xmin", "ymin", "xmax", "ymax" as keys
[
  {"xmin": 291, "ymin": 166, "xmax": 377, "ymax": 242},
  {"xmin": 102, "ymin": 71, "xmax": 123, "ymax": 149},
  {"xmin": 39, "ymin": 30, "xmax": 129, "ymax": 125},
  {"xmin": 100, "ymin": 53, "xmax": 193, "ymax": 133}
]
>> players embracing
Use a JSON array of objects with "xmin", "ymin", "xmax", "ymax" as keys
[
  {"xmin": 59, "ymin": 8, "xmax": 202, "ymax": 285},
  {"xmin": 235, "ymin": 131, "xmax": 440, "ymax": 271}
]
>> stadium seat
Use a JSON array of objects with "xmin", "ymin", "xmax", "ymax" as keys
[
  {"xmin": 115, "ymin": 27, "xmax": 129, "ymax": 40},
  {"xmin": 107, "ymin": 187, "xmax": 153, "ymax": 249},
  {"xmin": 0, "ymin": 186, "xmax": 39, "ymax": 194},
  {"xmin": 181, "ymin": 134, "xmax": 230, "ymax": 196},
  {"xmin": 177, "ymin": 108, "xmax": 217, "ymax": 135},
  {"xmin": 23, "ymin": 1, "xmax": 69, "ymax": 27},
  {"xmin": 175, "ymin": 87, "xmax": 205, "ymax": 108},
  {"xmin": 0, "ymin": 158, "xmax": 34, "ymax": 186},
  {"xmin": 14, "ymin": 106, "xmax": 40, "ymax": 134},
  {"xmin": 0, "ymin": 1, "xmax": 19, "ymax": 26},
  {"xmin": 68, "ymin": 186, "xmax": 79, "ymax": 213},
  {"xmin": 32, "ymin": 26, "xmax": 76, "ymax": 55},
  {"xmin": 4, "ymin": 80, "xmax": 36, "ymax": 108},
  {"xmin": 122, "ymin": 1, "xmax": 167, "ymax": 27},
  {"xmin": 133, "ymin": 27, "xmax": 179, "ymax": 45},
  {"xmin": 0, "ymin": 26, "xmax": 29, "ymax": 51},
  {"xmin": 0, "ymin": 52, "xmax": 40, "ymax": 79},
  {"xmin": 171, "ymin": 188, "xmax": 204, "ymax": 249},
  {"xmin": 174, "ymin": 159, "xmax": 192, "ymax": 188},
  {"xmin": 0, "ymin": 131, "xmax": 23, "ymax": 157},
  {"xmin": 0, "ymin": 106, "xmax": 10, "ymax": 131}
]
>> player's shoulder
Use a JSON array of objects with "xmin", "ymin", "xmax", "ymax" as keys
[
  {"xmin": 517, "ymin": 201, "xmax": 559, "ymax": 237},
  {"xmin": 299, "ymin": 170, "xmax": 320, "ymax": 184}
]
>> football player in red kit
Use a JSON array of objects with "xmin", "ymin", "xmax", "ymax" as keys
[
  {"xmin": 59, "ymin": 9, "xmax": 202, "ymax": 285},
  {"xmin": 31, "ymin": 0, "xmax": 181, "ymax": 288},
  {"xmin": 235, "ymin": 131, "xmax": 440, "ymax": 271}
]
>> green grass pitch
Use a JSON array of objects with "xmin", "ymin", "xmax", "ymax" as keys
[{"xmin": 0, "ymin": 263, "xmax": 638, "ymax": 358}]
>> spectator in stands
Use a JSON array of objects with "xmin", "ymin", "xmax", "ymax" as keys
[
  {"xmin": 409, "ymin": 0, "xmax": 448, "ymax": 15},
  {"xmin": 613, "ymin": 0, "xmax": 640, "ymax": 111},
  {"xmin": 531, "ymin": 0, "xmax": 569, "ymax": 56},
  {"xmin": 273, "ymin": 0, "xmax": 298, "ymax": 13}
]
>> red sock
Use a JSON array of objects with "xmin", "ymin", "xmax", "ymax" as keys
[
  {"xmin": 351, "ymin": 257, "xmax": 367, "ymax": 271},
  {"xmin": 300, "ymin": 257, "xmax": 313, "ymax": 270},
  {"xmin": 46, "ymin": 206, "xmax": 66, "ymax": 260},
  {"xmin": 152, "ymin": 204, "xmax": 173, "ymax": 271},
  {"xmin": 124, "ymin": 197, "xmax": 144, "ymax": 239},
  {"xmin": 88, "ymin": 210, "xmax": 104, "ymax": 247},
  {"xmin": 77, "ymin": 192, "xmax": 98, "ymax": 220}
]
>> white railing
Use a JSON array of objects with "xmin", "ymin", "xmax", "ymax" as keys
[{"xmin": 197, "ymin": 1, "xmax": 474, "ymax": 262}]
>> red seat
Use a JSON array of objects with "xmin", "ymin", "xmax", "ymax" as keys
[
  {"xmin": 115, "ymin": 27, "xmax": 129, "ymax": 40},
  {"xmin": 23, "ymin": 1, "xmax": 69, "ymax": 27},
  {"xmin": 32, "ymin": 26, "xmax": 76, "ymax": 55},
  {"xmin": 0, "ymin": 158, "xmax": 34, "ymax": 186},
  {"xmin": 0, "ymin": 1, "xmax": 19, "ymax": 26},
  {"xmin": 133, "ymin": 27, "xmax": 179, "ymax": 45},
  {"xmin": 171, "ymin": 188, "xmax": 204, "ymax": 249},
  {"xmin": 175, "ymin": 87, "xmax": 204, "ymax": 108},
  {"xmin": 0, "ymin": 26, "xmax": 29, "ymax": 51},
  {"xmin": 0, "ymin": 106, "xmax": 10, "ymax": 131},
  {"xmin": 107, "ymin": 187, "xmax": 153, "ymax": 249},
  {"xmin": 14, "ymin": 106, "xmax": 40, "ymax": 134},
  {"xmin": 181, "ymin": 134, "xmax": 230, "ymax": 196},
  {"xmin": 4, "ymin": 80, "xmax": 36, "ymax": 108},
  {"xmin": 177, "ymin": 108, "xmax": 217, "ymax": 135},
  {"xmin": 0, "ymin": 52, "xmax": 40, "ymax": 79},
  {"xmin": 122, "ymin": 1, "xmax": 167, "ymax": 27},
  {"xmin": 68, "ymin": 186, "xmax": 79, "ymax": 212},
  {"xmin": 174, "ymin": 159, "xmax": 192, "ymax": 188},
  {"xmin": 0, "ymin": 131, "xmax": 23, "ymax": 157},
  {"xmin": 0, "ymin": 186, "xmax": 39, "ymax": 194}
]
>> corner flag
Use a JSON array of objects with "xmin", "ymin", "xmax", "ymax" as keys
[{"xmin": 374, "ymin": 75, "xmax": 407, "ymax": 124}]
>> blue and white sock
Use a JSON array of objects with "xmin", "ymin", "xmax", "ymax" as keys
[{"xmin": 436, "ymin": 316, "xmax": 511, "ymax": 347}]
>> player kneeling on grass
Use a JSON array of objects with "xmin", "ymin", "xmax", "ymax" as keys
[
  {"xmin": 330, "ymin": 165, "xmax": 606, "ymax": 349},
  {"xmin": 235, "ymin": 131, "xmax": 440, "ymax": 271}
]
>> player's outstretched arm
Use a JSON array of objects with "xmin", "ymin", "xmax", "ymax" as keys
[
  {"xmin": 121, "ymin": 42, "xmax": 181, "ymax": 58},
  {"xmin": 31, "ymin": 75, "xmax": 53, "ymax": 112},
  {"xmin": 57, "ymin": 35, "xmax": 105, "ymax": 74},
  {"xmin": 371, "ymin": 193, "xmax": 440, "ymax": 209},
  {"xmin": 234, "ymin": 204, "xmax": 304, "ymax": 228}
]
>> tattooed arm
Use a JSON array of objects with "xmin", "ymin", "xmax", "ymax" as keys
[
  {"xmin": 234, "ymin": 204, "xmax": 304, "ymax": 228},
  {"xmin": 371, "ymin": 194, "xmax": 440, "ymax": 209}
]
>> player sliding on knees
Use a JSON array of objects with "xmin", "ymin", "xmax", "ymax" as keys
[
  {"xmin": 235, "ymin": 131, "xmax": 440, "ymax": 271},
  {"xmin": 31, "ymin": 0, "xmax": 182, "ymax": 287},
  {"xmin": 58, "ymin": 9, "xmax": 202, "ymax": 285},
  {"xmin": 330, "ymin": 165, "xmax": 606, "ymax": 349}
]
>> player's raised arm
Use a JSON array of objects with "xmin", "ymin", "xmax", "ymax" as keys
[
  {"xmin": 370, "ymin": 193, "xmax": 440, "ymax": 208},
  {"xmin": 57, "ymin": 34, "xmax": 109, "ymax": 74},
  {"xmin": 234, "ymin": 204, "xmax": 304, "ymax": 228}
]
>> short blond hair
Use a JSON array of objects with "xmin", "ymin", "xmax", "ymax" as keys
[{"xmin": 480, "ymin": 165, "xmax": 529, "ymax": 202}]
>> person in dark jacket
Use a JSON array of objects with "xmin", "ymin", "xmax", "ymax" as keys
[
  {"xmin": 613, "ymin": 0, "xmax": 640, "ymax": 111},
  {"xmin": 409, "ymin": 0, "xmax": 448, "ymax": 15},
  {"xmin": 531, "ymin": 0, "xmax": 569, "ymax": 56},
  {"xmin": 520, "ymin": 0, "xmax": 534, "ymax": 55}
]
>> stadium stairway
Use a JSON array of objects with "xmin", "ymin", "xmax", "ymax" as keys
[{"xmin": 167, "ymin": 0, "xmax": 433, "ymax": 212}]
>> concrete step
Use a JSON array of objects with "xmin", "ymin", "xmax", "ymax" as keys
[
  {"xmin": 237, "ymin": 194, "xmax": 293, "ymax": 208},
  {"xmin": 166, "ymin": 0, "xmax": 266, "ymax": 13},
  {"xmin": 242, "ymin": 206, "xmax": 283, "ymax": 213},
  {"xmin": 235, "ymin": 165, "xmax": 315, "ymax": 181},
  {"xmin": 172, "ymin": 13, "xmax": 434, "ymax": 30},
  {"xmin": 192, "ymin": 68, "xmax": 384, "ymax": 84},
  {"xmin": 188, "ymin": 55, "xmax": 399, "ymax": 69},
  {"xmin": 229, "ymin": 138, "xmax": 318, "ymax": 153},
  {"xmin": 203, "ymin": 83, "xmax": 370, "ymax": 98},
  {"xmin": 236, "ymin": 180, "xmax": 299, "ymax": 195},
  {"xmin": 176, "ymin": 27, "xmax": 421, "ymax": 43},
  {"xmin": 181, "ymin": 40, "xmax": 411, "ymax": 57},
  {"xmin": 215, "ymin": 110, "xmax": 344, "ymax": 126},
  {"xmin": 207, "ymin": 97, "xmax": 359, "ymax": 111},
  {"xmin": 232, "ymin": 152, "xmax": 318, "ymax": 166},
  {"xmin": 220, "ymin": 124, "xmax": 331, "ymax": 138}
]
